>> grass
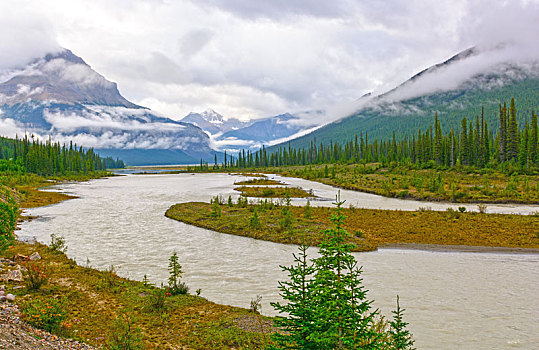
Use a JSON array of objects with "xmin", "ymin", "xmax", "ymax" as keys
[
  {"xmin": 234, "ymin": 178, "xmax": 283, "ymax": 186},
  {"xmin": 2, "ymin": 243, "xmax": 272, "ymax": 349},
  {"xmin": 0, "ymin": 171, "xmax": 113, "ymax": 209},
  {"xmin": 234, "ymin": 186, "xmax": 314, "ymax": 198},
  {"xmin": 166, "ymin": 202, "xmax": 539, "ymax": 252},
  {"xmin": 254, "ymin": 164, "xmax": 539, "ymax": 204}
]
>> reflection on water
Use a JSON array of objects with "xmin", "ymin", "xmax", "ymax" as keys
[{"xmin": 18, "ymin": 173, "xmax": 539, "ymax": 350}]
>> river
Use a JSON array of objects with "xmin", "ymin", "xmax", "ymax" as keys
[{"xmin": 17, "ymin": 173, "xmax": 539, "ymax": 350}]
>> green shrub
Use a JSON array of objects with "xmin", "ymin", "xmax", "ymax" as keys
[
  {"xmin": 249, "ymin": 209, "xmax": 261, "ymax": 228},
  {"xmin": 24, "ymin": 261, "xmax": 48, "ymax": 291},
  {"xmin": 106, "ymin": 312, "xmax": 144, "ymax": 350},
  {"xmin": 146, "ymin": 285, "xmax": 168, "ymax": 313},
  {"xmin": 22, "ymin": 297, "xmax": 67, "ymax": 332},
  {"xmin": 50, "ymin": 233, "xmax": 67, "ymax": 253}
]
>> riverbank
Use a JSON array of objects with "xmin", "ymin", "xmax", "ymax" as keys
[
  {"xmin": 2, "ymin": 175, "xmax": 273, "ymax": 349},
  {"xmin": 166, "ymin": 201, "xmax": 539, "ymax": 252},
  {"xmin": 1, "ymin": 242, "xmax": 271, "ymax": 349}
]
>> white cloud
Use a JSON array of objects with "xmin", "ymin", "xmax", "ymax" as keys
[
  {"xmin": 0, "ymin": 0, "xmax": 538, "ymax": 126},
  {"xmin": 43, "ymin": 108, "xmax": 185, "ymax": 133}
]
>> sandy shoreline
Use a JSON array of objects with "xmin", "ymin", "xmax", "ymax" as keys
[{"xmin": 380, "ymin": 243, "xmax": 539, "ymax": 254}]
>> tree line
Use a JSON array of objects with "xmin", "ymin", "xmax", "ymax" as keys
[
  {"xmin": 209, "ymin": 99, "xmax": 537, "ymax": 172},
  {"xmin": 0, "ymin": 135, "xmax": 125, "ymax": 176}
]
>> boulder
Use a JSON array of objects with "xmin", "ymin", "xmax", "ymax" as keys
[
  {"xmin": 6, "ymin": 294, "xmax": 15, "ymax": 302},
  {"xmin": 7, "ymin": 269, "xmax": 23, "ymax": 282},
  {"xmin": 29, "ymin": 252, "xmax": 41, "ymax": 261},
  {"xmin": 13, "ymin": 254, "xmax": 29, "ymax": 262}
]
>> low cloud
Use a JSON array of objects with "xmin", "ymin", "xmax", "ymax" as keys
[
  {"xmin": 44, "ymin": 108, "xmax": 186, "ymax": 133},
  {"xmin": 1, "ymin": 0, "xmax": 538, "ymax": 129}
]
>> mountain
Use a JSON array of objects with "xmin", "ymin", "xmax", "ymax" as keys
[
  {"xmin": 220, "ymin": 113, "xmax": 304, "ymax": 142},
  {"xmin": 181, "ymin": 109, "xmax": 248, "ymax": 135},
  {"xmin": 183, "ymin": 110, "xmax": 319, "ymax": 152},
  {"xmin": 0, "ymin": 49, "xmax": 219, "ymax": 165},
  {"xmin": 274, "ymin": 46, "xmax": 539, "ymax": 150}
]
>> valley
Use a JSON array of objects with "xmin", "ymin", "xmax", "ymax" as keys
[
  {"xmin": 1, "ymin": 2, "xmax": 538, "ymax": 348},
  {"xmin": 6, "ymin": 172, "xmax": 539, "ymax": 349}
]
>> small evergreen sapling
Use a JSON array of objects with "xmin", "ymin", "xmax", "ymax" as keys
[
  {"xmin": 304, "ymin": 199, "xmax": 312, "ymax": 219},
  {"xmin": 168, "ymin": 251, "xmax": 188, "ymax": 295},
  {"xmin": 389, "ymin": 296, "xmax": 415, "ymax": 350},
  {"xmin": 272, "ymin": 193, "xmax": 384, "ymax": 349},
  {"xmin": 249, "ymin": 208, "xmax": 261, "ymax": 228}
]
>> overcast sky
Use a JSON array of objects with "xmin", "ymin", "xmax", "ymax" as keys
[{"xmin": 0, "ymin": 0, "xmax": 538, "ymax": 121}]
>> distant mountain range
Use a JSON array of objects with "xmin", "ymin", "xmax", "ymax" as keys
[
  {"xmin": 3, "ymin": 46, "xmax": 535, "ymax": 166},
  {"xmin": 273, "ymin": 46, "xmax": 539, "ymax": 150},
  {"xmin": 0, "ymin": 49, "xmax": 220, "ymax": 165},
  {"xmin": 182, "ymin": 109, "xmax": 247, "ymax": 135},
  {"xmin": 181, "ymin": 110, "xmax": 318, "ymax": 152}
]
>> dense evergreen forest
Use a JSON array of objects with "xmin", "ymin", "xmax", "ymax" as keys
[
  {"xmin": 283, "ymin": 77, "xmax": 539, "ymax": 150},
  {"xmin": 217, "ymin": 99, "xmax": 538, "ymax": 172},
  {"xmin": 0, "ymin": 135, "xmax": 125, "ymax": 176}
]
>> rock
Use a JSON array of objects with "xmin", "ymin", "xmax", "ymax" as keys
[
  {"xmin": 0, "ymin": 295, "xmax": 5, "ymax": 302},
  {"xmin": 29, "ymin": 252, "xmax": 41, "ymax": 261},
  {"xmin": 0, "ymin": 291, "xmax": 5, "ymax": 297},
  {"xmin": 6, "ymin": 294, "xmax": 15, "ymax": 302},
  {"xmin": 13, "ymin": 254, "xmax": 29, "ymax": 262},
  {"xmin": 7, "ymin": 269, "xmax": 23, "ymax": 282}
]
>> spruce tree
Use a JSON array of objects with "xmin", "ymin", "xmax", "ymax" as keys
[
  {"xmin": 499, "ymin": 103, "xmax": 507, "ymax": 162},
  {"xmin": 507, "ymin": 98, "xmax": 519, "ymax": 161},
  {"xmin": 310, "ymin": 195, "xmax": 380, "ymax": 349},
  {"xmin": 271, "ymin": 243, "xmax": 320, "ymax": 350},
  {"xmin": 531, "ymin": 111, "xmax": 538, "ymax": 165},
  {"xmin": 389, "ymin": 296, "xmax": 415, "ymax": 350}
]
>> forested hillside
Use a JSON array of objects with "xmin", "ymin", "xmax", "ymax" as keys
[
  {"xmin": 228, "ymin": 99, "xmax": 538, "ymax": 171},
  {"xmin": 276, "ymin": 48, "xmax": 539, "ymax": 151}
]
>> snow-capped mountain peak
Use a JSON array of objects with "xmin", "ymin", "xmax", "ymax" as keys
[
  {"xmin": 181, "ymin": 109, "xmax": 247, "ymax": 135},
  {"xmin": 0, "ymin": 49, "xmax": 219, "ymax": 165}
]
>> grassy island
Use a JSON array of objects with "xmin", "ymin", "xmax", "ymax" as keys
[
  {"xmin": 166, "ymin": 201, "xmax": 539, "ymax": 252},
  {"xmin": 234, "ymin": 185, "xmax": 314, "ymax": 198},
  {"xmin": 233, "ymin": 178, "xmax": 283, "ymax": 186}
]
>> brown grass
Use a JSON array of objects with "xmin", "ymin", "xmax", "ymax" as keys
[
  {"xmin": 3, "ymin": 243, "xmax": 270, "ymax": 349},
  {"xmin": 234, "ymin": 186, "xmax": 314, "ymax": 198},
  {"xmin": 234, "ymin": 178, "xmax": 283, "ymax": 186},
  {"xmin": 166, "ymin": 202, "xmax": 539, "ymax": 252}
]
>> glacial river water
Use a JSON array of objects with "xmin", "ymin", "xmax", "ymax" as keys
[{"xmin": 17, "ymin": 173, "xmax": 539, "ymax": 350}]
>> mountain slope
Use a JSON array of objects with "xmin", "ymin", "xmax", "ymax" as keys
[
  {"xmin": 0, "ymin": 49, "xmax": 218, "ymax": 165},
  {"xmin": 274, "ymin": 47, "xmax": 539, "ymax": 150},
  {"xmin": 181, "ymin": 109, "xmax": 248, "ymax": 135}
]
